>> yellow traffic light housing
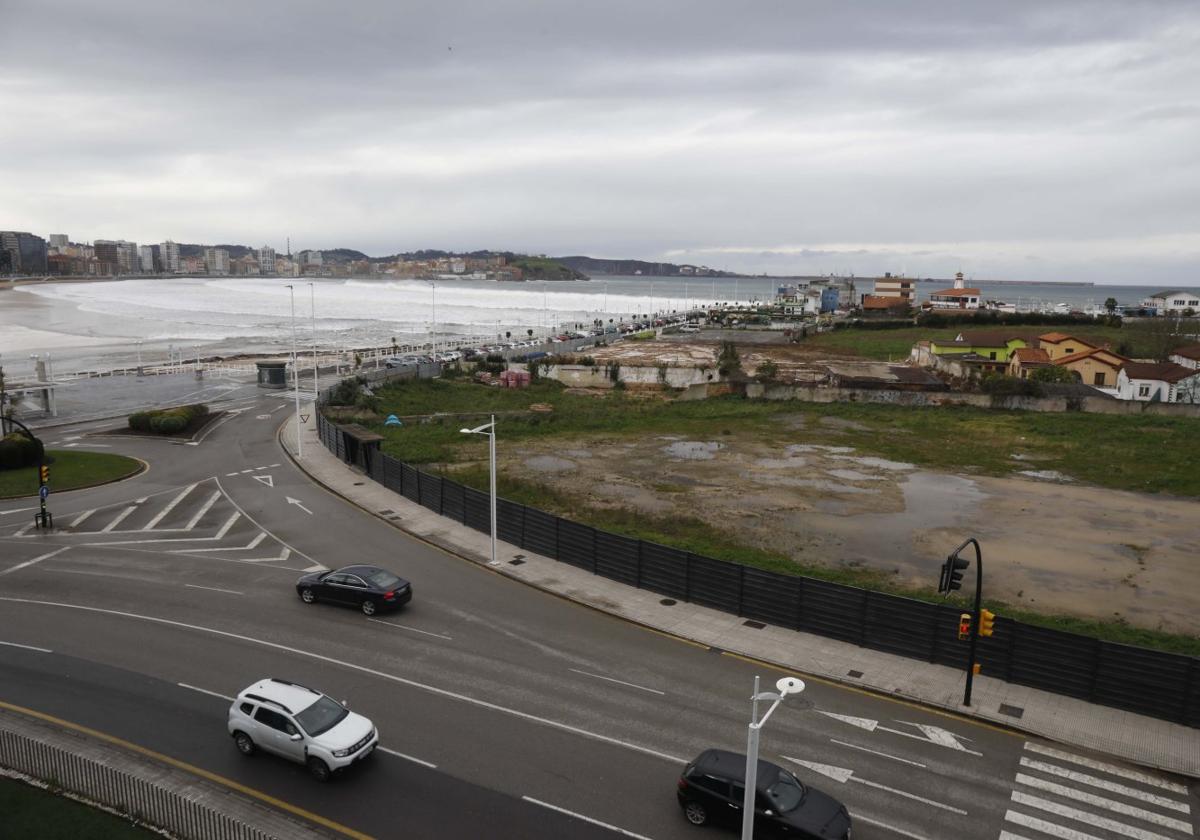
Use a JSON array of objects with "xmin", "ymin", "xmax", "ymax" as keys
[
  {"xmin": 39, "ymin": 464, "xmax": 49, "ymax": 485},
  {"xmin": 978, "ymin": 608, "xmax": 996, "ymax": 638}
]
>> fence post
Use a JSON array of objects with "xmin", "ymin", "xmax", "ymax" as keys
[
  {"xmin": 636, "ymin": 540, "xmax": 643, "ymax": 589},
  {"xmin": 1184, "ymin": 657, "xmax": 1198, "ymax": 726},
  {"xmin": 590, "ymin": 527, "xmax": 597, "ymax": 574},
  {"xmin": 928, "ymin": 605, "xmax": 943, "ymax": 664},
  {"xmin": 737, "ymin": 564, "xmax": 745, "ymax": 617},
  {"xmin": 859, "ymin": 592, "xmax": 870, "ymax": 646},
  {"xmin": 794, "ymin": 577, "xmax": 805, "ymax": 631}
]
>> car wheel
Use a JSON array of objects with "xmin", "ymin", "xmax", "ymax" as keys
[
  {"xmin": 300, "ymin": 588, "xmax": 316, "ymax": 604},
  {"xmin": 307, "ymin": 757, "xmax": 331, "ymax": 782},
  {"xmin": 233, "ymin": 732, "xmax": 256, "ymax": 756},
  {"xmin": 361, "ymin": 599, "xmax": 377, "ymax": 616},
  {"xmin": 683, "ymin": 800, "xmax": 708, "ymax": 826}
]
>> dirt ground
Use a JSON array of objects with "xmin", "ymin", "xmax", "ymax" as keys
[{"xmin": 476, "ymin": 413, "xmax": 1200, "ymax": 635}]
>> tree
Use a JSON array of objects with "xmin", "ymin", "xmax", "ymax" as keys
[
  {"xmin": 1127, "ymin": 316, "xmax": 1187, "ymax": 361},
  {"xmin": 527, "ymin": 329, "xmax": 533, "ymax": 337},
  {"xmin": 717, "ymin": 341, "xmax": 742, "ymax": 377},
  {"xmin": 1104, "ymin": 297, "xmax": 1118, "ymax": 314},
  {"xmin": 1030, "ymin": 364, "xmax": 1079, "ymax": 384},
  {"xmin": 755, "ymin": 359, "xmax": 779, "ymax": 383}
]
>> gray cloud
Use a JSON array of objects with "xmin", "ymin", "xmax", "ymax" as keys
[{"xmin": 2, "ymin": 0, "xmax": 1198, "ymax": 283}]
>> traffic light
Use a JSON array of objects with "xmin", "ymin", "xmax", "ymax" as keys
[
  {"xmin": 39, "ymin": 464, "xmax": 49, "ymax": 485},
  {"xmin": 978, "ymin": 609, "xmax": 996, "ymax": 638},
  {"xmin": 939, "ymin": 555, "xmax": 970, "ymax": 593},
  {"xmin": 957, "ymin": 613, "xmax": 972, "ymax": 640}
]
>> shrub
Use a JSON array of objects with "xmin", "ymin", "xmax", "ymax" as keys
[
  {"xmin": 0, "ymin": 433, "xmax": 43, "ymax": 470},
  {"xmin": 128, "ymin": 411, "xmax": 152, "ymax": 432},
  {"xmin": 756, "ymin": 360, "xmax": 779, "ymax": 382},
  {"xmin": 981, "ymin": 372, "xmax": 1043, "ymax": 397},
  {"xmin": 127, "ymin": 403, "xmax": 209, "ymax": 435}
]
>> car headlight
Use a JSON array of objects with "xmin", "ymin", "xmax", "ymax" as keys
[{"xmin": 333, "ymin": 746, "xmax": 352, "ymax": 757}]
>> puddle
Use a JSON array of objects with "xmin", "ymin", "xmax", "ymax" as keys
[
  {"xmin": 829, "ymin": 455, "xmax": 915, "ymax": 471},
  {"xmin": 819, "ymin": 417, "xmax": 872, "ymax": 432},
  {"xmin": 524, "ymin": 455, "xmax": 577, "ymax": 473},
  {"xmin": 826, "ymin": 469, "xmax": 884, "ymax": 481},
  {"xmin": 563, "ymin": 449, "xmax": 593, "ymax": 459},
  {"xmin": 758, "ymin": 476, "xmax": 880, "ymax": 494},
  {"xmin": 755, "ymin": 456, "xmax": 808, "ymax": 469},
  {"xmin": 663, "ymin": 441, "xmax": 724, "ymax": 460},
  {"xmin": 786, "ymin": 444, "xmax": 855, "ymax": 455},
  {"xmin": 1018, "ymin": 470, "xmax": 1074, "ymax": 483}
]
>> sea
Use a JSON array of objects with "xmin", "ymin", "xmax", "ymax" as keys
[{"xmin": 0, "ymin": 274, "xmax": 1191, "ymax": 376}]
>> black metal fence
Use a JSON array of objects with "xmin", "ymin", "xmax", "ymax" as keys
[{"xmin": 319, "ymin": 413, "xmax": 1200, "ymax": 728}]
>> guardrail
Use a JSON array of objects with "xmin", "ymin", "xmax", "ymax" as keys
[{"xmin": 318, "ymin": 411, "xmax": 1200, "ymax": 729}]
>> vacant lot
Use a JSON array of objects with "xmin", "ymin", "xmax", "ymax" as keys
[
  {"xmin": 799, "ymin": 323, "xmax": 1142, "ymax": 361},
  {"xmin": 363, "ymin": 379, "xmax": 1200, "ymax": 651}
]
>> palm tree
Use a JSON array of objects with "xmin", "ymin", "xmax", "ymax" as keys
[{"xmin": 1104, "ymin": 297, "xmax": 1118, "ymax": 314}]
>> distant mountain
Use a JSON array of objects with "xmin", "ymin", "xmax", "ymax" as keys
[
  {"xmin": 554, "ymin": 255, "xmax": 745, "ymax": 277},
  {"xmin": 320, "ymin": 248, "xmax": 370, "ymax": 262},
  {"xmin": 508, "ymin": 256, "xmax": 587, "ymax": 281}
]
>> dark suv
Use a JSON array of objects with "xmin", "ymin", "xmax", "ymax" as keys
[{"xmin": 677, "ymin": 749, "xmax": 851, "ymax": 838}]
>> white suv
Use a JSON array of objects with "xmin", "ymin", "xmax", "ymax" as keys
[{"xmin": 227, "ymin": 678, "xmax": 378, "ymax": 781}]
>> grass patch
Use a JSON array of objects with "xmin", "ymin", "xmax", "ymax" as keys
[
  {"xmin": 799, "ymin": 324, "xmax": 1135, "ymax": 361},
  {"xmin": 0, "ymin": 451, "xmax": 143, "ymax": 499},
  {"xmin": 0, "ymin": 776, "xmax": 160, "ymax": 839}
]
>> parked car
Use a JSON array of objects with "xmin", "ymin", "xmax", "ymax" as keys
[
  {"xmin": 296, "ymin": 564, "xmax": 412, "ymax": 616},
  {"xmin": 677, "ymin": 749, "xmax": 851, "ymax": 838},
  {"xmin": 384, "ymin": 357, "xmax": 416, "ymax": 369},
  {"xmin": 227, "ymin": 678, "xmax": 378, "ymax": 781}
]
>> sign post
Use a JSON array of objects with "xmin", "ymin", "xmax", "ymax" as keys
[{"xmin": 36, "ymin": 461, "xmax": 52, "ymax": 529}]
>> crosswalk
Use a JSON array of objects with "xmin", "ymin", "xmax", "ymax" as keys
[{"xmin": 1002, "ymin": 741, "xmax": 1194, "ymax": 840}]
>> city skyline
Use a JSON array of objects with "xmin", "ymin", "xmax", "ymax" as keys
[{"xmin": 2, "ymin": 1, "xmax": 1198, "ymax": 284}]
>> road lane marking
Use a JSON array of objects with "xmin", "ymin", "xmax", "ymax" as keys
[
  {"xmin": 999, "ymin": 833, "xmax": 1037, "ymax": 840},
  {"xmin": 0, "ymin": 640, "xmax": 52, "ymax": 653},
  {"xmin": 1018, "ymin": 757, "xmax": 1189, "ymax": 813},
  {"xmin": 286, "ymin": 496, "xmax": 313, "ymax": 515},
  {"xmin": 0, "ymin": 698, "xmax": 373, "ymax": 840},
  {"xmin": 367, "ymin": 618, "xmax": 452, "ymax": 640},
  {"xmin": 567, "ymin": 668, "xmax": 665, "ymax": 696},
  {"xmin": 183, "ymin": 490, "xmax": 221, "ymax": 531},
  {"xmin": 0, "ymin": 597, "xmax": 688, "ymax": 766},
  {"xmin": 69, "ymin": 509, "xmax": 96, "ymax": 527},
  {"xmin": 184, "ymin": 584, "xmax": 244, "ymax": 596},
  {"xmin": 817, "ymin": 710, "xmax": 983, "ymax": 755},
  {"xmin": 101, "ymin": 506, "xmax": 138, "ymax": 532},
  {"xmin": 172, "ymin": 532, "xmax": 269, "ymax": 554},
  {"xmin": 1011, "ymin": 791, "xmax": 1176, "ymax": 840},
  {"xmin": 829, "ymin": 739, "xmax": 926, "ymax": 767},
  {"xmin": 142, "ymin": 483, "xmax": 198, "ymax": 530},
  {"xmin": 1024, "ymin": 743, "xmax": 1188, "ymax": 794},
  {"xmin": 0, "ymin": 507, "xmax": 37, "ymax": 516},
  {"xmin": 236, "ymin": 547, "xmax": 291, "ymax": 564},
  {"xmin": 252, "ymin": 474, "xmax": 274, "ymax": 488},
  {"xmin": 520, "ymin": 797, "xmax": 654, "ymax": 840},
  {"xmin": 1006, "ymin": 808, "xmax": 1110, "ymax": 840},
  {"xmin": 240, "ymin": 469, "xmax": 254, "ymax": 474},
  {"xmin": 854, "ymin": 814, "xmax": 935, "ymax": 840},
  {"xmin": 784, "ymin": 758, "xmax": 967, "ymax": 814},
  {"xmin": 1014, "ymin": 773, "xmax": 1191, "ymax": 833},
  {"xmin": 178, "ymin": 682, "xmax": 235, "ymax": 701},
  {"xmin": 225, "ymin": 472, "xmax": 239, "ymax": 476},
  {"xmin": 377, "ymin": 746, "xmax": 437, "ymax": 768},
  {"xmin": 213, "ymin": 511, "xmax": 240, "ymax": 539},
  {"xmin": 214, "ymin": 478, "xmax": 317, "ymax": 567},
  {"xmin": 1, "ymin": 547, "xmax": 70, "ymax": 577}
]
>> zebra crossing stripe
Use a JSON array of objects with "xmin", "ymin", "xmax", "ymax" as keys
[
  {"xmin": 1024, "ymin": 743, "xmax": 1189, "ymax": 795},
  {"xmin": 1020, "ymin": 757, "xmax": 1190, "ymax": 814},
  {"xmin": 999, "ymin": 832, "xmax": 1038, "ymax": 840},
  {"xmin": 183, "ymin": 491, "xmax": 221, "ymax": 531},
  {"xmin": 101, "ymin": 506, "xmax": 137, "ymax": 532},
  {"xmin": 1011, "ymin": 791, "xmax": 1177, "ymax": 840},
  {"xmin": 69, "ymin": 509, "xmax": 96, "ymax": 527},
  {"xmin": 1006, "ymin": 809, "xmax": 1107, "ymax": 840},
  {"xmin": 142, "ymin": 483, "xmax": 198, "ymax": 530},
  {"xmin": 1014, "ymin": 774, "xmax": 1192, "ymax": 834}
]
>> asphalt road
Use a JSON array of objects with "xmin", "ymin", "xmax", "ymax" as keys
[{"xmin": 2, "ymin": 390, "xmax": 1196, "ymax": 840}]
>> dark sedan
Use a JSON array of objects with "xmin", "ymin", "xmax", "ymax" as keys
[{"xmin": 296, "ymin": 565, "xmax": 413, "ymax": 616}]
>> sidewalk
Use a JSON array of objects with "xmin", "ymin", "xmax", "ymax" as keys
[{"xmin": 284, "ymin": 415, "xmax": 1200, "ymax": 779}]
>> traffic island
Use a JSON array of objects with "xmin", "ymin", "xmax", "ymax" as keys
[{"xmin": 0, "ymin": 451, "xmax": 144, "ymax": 499}]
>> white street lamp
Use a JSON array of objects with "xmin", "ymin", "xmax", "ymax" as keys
[
  {"xmin": 741, "ymin": 675, "xmax": 806, "ymax": 840},
  {"xmin": 459, "ymin": 416, "xmax": 497, "ymax": 567},
  {"xmin": 426, "ymin": 279, "xmax": 438, "ymax": 357},
  {"xmin": 308, "ymin": 282, "xmax": 318, "ymax": 401},
  {"xmin": 285, "ymin": 285, "xmax": 303, "ymax": 458},
  {"xmin": 135, "ymin": 340, "xmax": 143, "ymax": 376}
]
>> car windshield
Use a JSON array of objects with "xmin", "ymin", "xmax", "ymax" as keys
[
  {"xmin": 763, "ymin": 771, "xmax": 806, "ymax": 813},
  {"xmin": 295, "ymin": 696, "xmax": 349, "ymax": 736},
  {"xmin": 365, "ymin": 569, "xmax": 403, "ymax": 589}
]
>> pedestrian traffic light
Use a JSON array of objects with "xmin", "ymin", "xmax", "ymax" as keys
[
  {"xmin": 939, "ymin": 554, "xmax": 970, "ymax": 593},
  {"xmin": 957, "ymin": 613, "xmax": 971, "ymax": 640},
  {"xmin": 39, "ymin": 464, "xmax": 49, "ymax": 485},
  {"xmin": 978, "ymin": 609, "xmax": 996, "ymax": 638}
]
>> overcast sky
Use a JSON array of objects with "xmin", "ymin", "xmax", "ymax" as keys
[{"xmin": 3, "ymin": 1, "xmax": 1198, "ymax": 284}]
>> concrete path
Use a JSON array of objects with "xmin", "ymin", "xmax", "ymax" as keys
[{"xmin": 283, "ymin": 414, "xmax": 1200, "ymax": 779}]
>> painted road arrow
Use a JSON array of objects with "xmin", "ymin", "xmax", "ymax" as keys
[
  {"xmin": 286, "ymin": 497, "xmax": 313, "ymax": 515},
  {"xmin": 815, "ymin": 711, "xmax": 981, "ymax": 755},
  {"xmin": 252, "ymin": 475, "xmax": 274, "ymax": 488},
  {"xmin": 783, "ymin": 758, "xmax": 967, "ymax": 815}
]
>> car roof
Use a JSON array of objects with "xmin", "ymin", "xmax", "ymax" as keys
[
  {"xmin": 691, "ymin": 749, "xmax": 787, "ymax": 787},
  {"xmin": 334, "ymin": 564, "xmax": 389, "ymax": 576},
  {"xmin": 239, "ymin": 678, "xmax": 323, "ymax": 715}
]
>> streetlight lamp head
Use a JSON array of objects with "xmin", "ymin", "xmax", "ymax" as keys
[
  {"xmin": 459, "ymin": 428, "xmax": 472, "ymax": 434},
  {"xmin": 775, "ymin": 676, "xmax": 806, "ymax": 696}
]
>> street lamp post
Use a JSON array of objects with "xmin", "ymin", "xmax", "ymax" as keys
[
  {"xmin": 285, "ymin": 284, "xmax": 303, "ymax": 458},
  {"xmin": 459, "ymin": 416, "xmax": 497, "ymax": 567},
  {"xmin": 741, "ymin": 675, "xmax": 806, "ymax": 840},
  {"xmin": 308, "ymin": 282, "xmax": 318, "ymax": 401},
  {"xmin": 135, "ymin": 340, "xmax": 143, "ymax": 377}
]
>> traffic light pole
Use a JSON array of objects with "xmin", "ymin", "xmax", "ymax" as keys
[
  {"xmin": 1, "ymin": 415, "xmax": 52, "ymax": 529},
  {"xmin": 948, "ymin": 537, "xmax": 984, "ymax": 707}
]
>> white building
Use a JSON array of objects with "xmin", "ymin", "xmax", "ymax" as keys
[
  {"xmin": 204, "ymin": 248, "xmax": 230, "ymax": 275},
  {"xmin": 138, "ymin": 244, "xmax": 156, "ymax": 273},
  {"xmin": 1116, "ymin": 361, "xmax": 1200, "ymax": 403},
  {"xmin": 160, "ymin": 240, "xmax": 180, "ymax": 273},
  {"xmin": 925, "ymin": 272, "xmax": 981, "ymax": 310},
  {"xmin": 1169, "ymin": 344, "xmax": 1200, "ymax": 370},
  {"xmin": 115, "ymin": 241, "xmax": 138, "ymax": 274},
  {"xmin": 873, "ymin": 273, "xmax": 914, "ymax": 301},
  {"xmin": 48, "ymin": 234, "xmax": 68, "ymax": 248},
  {"xmin": 257, "ymin": 246, "xmax": 276, "ymax": 275},
  {"xmin": 1141, "ymin": 290, "xmax": 1200, "ymax": 315}
]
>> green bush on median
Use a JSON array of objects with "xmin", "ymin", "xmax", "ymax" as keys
[{"xmin": 127, "ymin": 403, "xmax": 209, "ymax": 435}]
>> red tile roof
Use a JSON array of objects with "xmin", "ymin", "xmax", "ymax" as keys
[
  {"xmin": 861, "ymin": 295, "xmax": 909, "ymax": 310},
  {"xmin": 929, "ymin": 288, "xmax": 981, "ymax": 297},
  {"xmin": 1121, "ymin": 361, "xmax": 1198, "ymax": 383},
  {"xmin": 1011, "ymin": 347, "xmax": 1051, "ymax": 363},
  {"xmin": 1054, "ymin": 348, "xmax": 1128, "ymax": 367},
  {"xmin": 1172, "ymin": 343, "xmax": 1200, "ymax": 361},
  {"xmin": 1039, "ymin": 332, "xmax": 1099, "ymax": 348}
]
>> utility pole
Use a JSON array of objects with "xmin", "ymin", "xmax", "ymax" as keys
[{"xmin": 286, "ymin": 284, "xmax": 303, "ymax": 458}]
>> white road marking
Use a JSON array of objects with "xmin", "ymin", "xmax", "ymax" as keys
[
  {"xmin": 302, "ymin": 563, "xmax": 327, "ymax": 573},
  {"xmin": 0, "ymin": 547, "xmax": 70, "ymax": 576},
  {"xmin": 172, "ymin": 532, "xmax": 269, "ymax": 554},
  {"xmin": 1006, "ymin": 808, "xmax": 1109, "ymax": 840},
  {"xmin": 784, "ymin": 758, "xmax": 967, "ymax": 814},
  {"xmin": 178, "ymin": 682, "xmax": 235, "ymax": 702},
  {"xmin": 367, "ymin": 618, "xmax": 452, "ymax": 640},
  {"xmin": 240, "ymin": 469, "xmax": 254, "ymax": 474},
  {"xmin": 1018, "ymin": 757, "xmax": 1190, "ymax": 813},
  {"xmin": 377, "ymin": 746, "xmax": 437, "ymax": 768},
  {"xmin": 830, "ymin": 739, "xmax": 926, "ymax": 768},
  {"xmin": 567, "ymin": 668, "xmax": 665, "ymax": 696},
  {"xmin": 213, "ymin": 512, "xmax": 240, "ymax": 539},
  {"xmin": 69, "ymin": 509, "xmax": 96, "ymax": 527},
  {"xmin": 999, "ymin": 832, "xmax": 1038, "ymax": 840},
  {"xmin": 268, "ymin": 463, "xmax": 280, "ymax": 467},
  {"xmin": 1013, "ymin": 774, "xmax": 1192, "ymax": 834},
  {"xmin": 817, "ymin": 710, "xmax": 982, "ymax": 755},
  {"xmin": 854, "ymin": 814, "xmax": 935, "ymax": 840},
  {"xmin": 285, "ymin": 496, "xmax": 313, "ymax": 515},
  {"xmin": 236, "ymin": 547, "xmax": 291, "ymax": 564},
  {"xmin": 252, "ymin": 474, "xmax": 274, "ymax": 488},
  {"xmin": 520, "ymin": 797, "xmax": 654, "ymax": 840},
  {"xmin": 183, "ymin": 490, "xmax": 221, "ymax": 531},
  {"xmin": 1024, "ymin": 743, "xmax": 1188, "ymax": 795},
  {"xmin": 253, "ymin": 466, "xmax": 269, "ymax": 471},
  {"xmin": 0, "ymin": 507, "xmax": 37, "ymax": 516},
  {"xmin": 1012, "ymin": 791, "xmax": 1176, "ymax": 840},
  {"xmin": 225, "ymin": 472, "xmax": 239, "ymax": 477},
  {"xmin": 0, "ymin": 640, "xmax": 52, "ymax": 653},
  {"xmin": 269, "ymin": 404, "xmax": 286, "ymax": 413},
  {"xmin": 142, "ymin": 483, "xmax": 198, "ymax": 530},
  {"xmin": 0, "ymin": 597, "xmax": 688, "ymax": 766},
  {"xmin": 100, "ymin": 506, "xmax": 138, "ymax": 532},
  {"xmin": 184, "ymin": 584, "xmax": 243, "ymax": 596},
  {"xmin": 13, "ymin": 523, "xmax": 34, "ymax": 537},
  {"xmin": 212, "ymin": 479, "xmax": 318, "ymax": 568}
]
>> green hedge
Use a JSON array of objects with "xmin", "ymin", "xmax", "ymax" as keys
[
  {"xmin": 0, "ymin": 433, "xmax": 44, "ymax": 471},
  {"xmin": 128, "ymin": 403, "xmax": 209, "ymax": 435}
]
